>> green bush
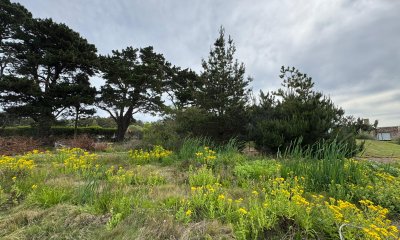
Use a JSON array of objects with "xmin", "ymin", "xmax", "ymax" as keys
[
  {"xmin": 234, "ymin": 160, "xmax": 281, "ymax": 181},
  {"xmin": 141, "ymin": 120, "xmax": 182, "ymax": 150},
  {"xmin": 356, "ymin": 132, "xmax": 375, "ymax": 140},
  {"xmin": 189, "ymin": 165, "xmax": 219, "ymax": 187}
]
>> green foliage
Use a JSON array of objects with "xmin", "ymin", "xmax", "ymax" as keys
[
  {"xmin": 250, "ymin": 67, "xmax": 358, "ymax": 155},
  {"xmin": 0, "ymin": 185, "xmax": 6, "ymax": 206},
  {"xmin": 77, "ymin": 117, "xmax": 118, "ymax": 128},
  {"xmin": 75, "ymin": 178, "xmax": 100, "ymax": 205},
  {"xmin": 189, "ymin": 165, "xmax": 219, "ymax": 187},
  {"xmin": 280, "ymin": 139, "xmax": 364, "ymax": 198},
  {"xmin": 127, "ymin": 124, "xmax": 144, "ymax": 139},
  {"xmin": 1, "ymin": 135, "xmax": 400, "ymax": 239},
  {"xmin": 28, "ymin": 185, "xmax": 72, "ymax": 208},
  {"xmin": 173, "ymin": 27, "xmax": 251, "ymax": 143},
  {"xmin": 61, "ymin": 73, "xmax": 97, "ymax": 138},
  {"xmin": 178, "ymin": 137, "xmax": 213, "ymax": 161},
  {"xmin": 356, "ymin": 132, "xmax": 375, "ymax": 140},
  {"xmin": 0, "ymin": 0, "xmax": 32, "ymax": 78},
  {"xmin": 141, "ymin": 120, "xmax": 182, "ymax": 150},
  {"xmin": 164, "ymin": 67, "xmax": 199, "ymax": 109},
  {"xmin": 197, "ymin": 27, "xmax": 251, "ymax": 118},
  {"xmin": 98, "ymin": 46, "xmax": 169, "ymax": 141},
  {"xmin": 0, "ymin": 15, "xmax": 98, "ymax": 137},
  {"xmin": 234, "ymin": 160, "xmax": 281, "ymax": 182}
]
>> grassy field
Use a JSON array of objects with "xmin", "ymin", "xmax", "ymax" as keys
[
  {"xmin": 359, "ymin": 140, "xmax": 400, "ymax": 158},
  {"xmin": 0, "ymin": 140, "xmax": 399, "ymax": 239}
]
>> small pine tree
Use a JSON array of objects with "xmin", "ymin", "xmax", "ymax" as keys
[{"xmin": 179, "ymin": 27, "xmax": 252, "ymax": 142}]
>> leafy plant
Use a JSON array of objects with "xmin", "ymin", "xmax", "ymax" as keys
[{"xmin": 189, "ymin": 165, "xmax": 219, "ymax": 187}]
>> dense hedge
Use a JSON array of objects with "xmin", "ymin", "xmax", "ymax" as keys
[{"xmin": 0, "ymin": 126, "xmax": 116, "ymax": 138}]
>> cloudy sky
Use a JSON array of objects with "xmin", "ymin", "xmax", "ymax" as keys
[{"xmin": 14, "ymin": 0, "xmax": 400, "ymax": 126}]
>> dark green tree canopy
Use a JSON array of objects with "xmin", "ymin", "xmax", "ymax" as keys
[
  {"xmin": 0, "ymin": 15, "xmax": 98, "ymax": 136},
  {"xmin": 250, "ymin": 66, "xmax": 345, "ymax": 152},
  {"xmin": 173, "ymin": 27, "xmax": 252, "ymax": 142},
  {"xmin": 196, "ymin": 27, "xmax": 252, "ymax": 116},
  {"xmin": 0, "ymin": 0, "xmax": 32, "ymax": 77},
  {"xmin": 98, "ymin": 46, "xmax": 169, "ymax": 141},
  {"xmin": 164, "ymin": 66, "xmax": 199, "ymax": 110}
]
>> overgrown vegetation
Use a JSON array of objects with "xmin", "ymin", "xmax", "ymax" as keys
[{"xmin": 0, "ymin": 139, "xmax": 399, "ymax": 239}]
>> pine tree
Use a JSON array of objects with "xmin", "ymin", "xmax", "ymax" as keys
[
  {"xmin": 0, "ymin": 16, "xmax": 98, "ymax": 137},
  {"xmin": 197, "ymin": 27, "xmax": 251, "ymax": 117},
  {"xmin": 98, "ymin": 46, "xmax": 168, "ymax": 141},
  {"xmin": 185, "ymin": 27, "xmax": 252, "ymax": 141},
  {"xmin": 251, "ymin": 66, "xmax": 345, "ymax": 152}
]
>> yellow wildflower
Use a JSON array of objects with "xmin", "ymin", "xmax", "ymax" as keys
[
  {"xmin": 185, "ymin": 209, "xmax": 192, "ymax": 216},
  {"xmin": 238, "ymin": 208, "xmax": 248, "ymax": 215},
  {"xmin": 235, "ymin": 198, "xmax": 243, "ymax": 204}
]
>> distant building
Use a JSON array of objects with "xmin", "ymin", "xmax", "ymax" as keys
[{"xmin": 376, "ymin": 126, "xmax": 400, "ymax": 141}]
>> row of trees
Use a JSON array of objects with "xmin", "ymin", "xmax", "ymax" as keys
[{"xmin": 0, "ymin": 0, "xmax": 370, "ymax": 153}]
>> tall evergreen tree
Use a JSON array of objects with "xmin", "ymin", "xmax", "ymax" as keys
[
  {"xmin": 197, "ymin": 27, "xmax": 251, "ymax": 116},
  {"xmin": 0, "ymin": 16, "xmax": 98, "ymax": 137},
  {"xmin": 179, "ymin": 27, "xmax": 251, "ymax": 141},
  {"xmin": 0, "ymin": 0, "xmax": 32, "ymax": 78},
  {"xmin": 98, "ymin": 46, "xmax": 168, "ymax": 141}
]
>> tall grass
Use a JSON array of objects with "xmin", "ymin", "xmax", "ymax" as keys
[
  {"xmin": 178, "ymin": 137, "xmax": 213, "ymax": 161},
  {"xmin": 280, "ymin": 138, "xmax": 364, "ymax": 196},
  {"xmin": 216, "ymin": 138, "xmax": 241, "ymax": 154}
]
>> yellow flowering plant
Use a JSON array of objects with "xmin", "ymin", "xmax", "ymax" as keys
[
  {"xmin": 194, "ymin": 146, "xmax": 217, "ymax": 166},
  {"xmin": 129, "ymin": 145, "xmax": 172, "ymax": 164}
]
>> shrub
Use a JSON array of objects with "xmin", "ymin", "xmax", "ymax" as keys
[
  {"xmin": 60, "ymin": 135, "xmax": 96, "ymax": 150},
  {"xmin": 356, "ymin": 132, "xmax": 375, "ymax": 140},
  {"xmin": 141, "ymin": 120, "xmax": 182, "ymax": 150},
  {"xmin": 106, "ymin": 165, "xmax": 166, "ymax": 186},
  {"xmin": 0, "ymin": 137, "xmax": 42, "ymax": 156},
  {"xmin": 59, "ymin": 135, "xmax": 110, "ymax": 152},
  {"xmin": 126, "ymin": 124, "xmax": 143, "ymax": 140},
  {"xmin": 189, "ymin": 165, "xmax": 219, "ymax": 187},
  {"xmin": 234, "ymin": 160, "xmax": 281, "ymax": 184},
  {"xmin": 0, "ymin": 126, "xmax": 116, "ymax": 139}
]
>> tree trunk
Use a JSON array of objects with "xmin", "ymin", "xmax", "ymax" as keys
[
  {"xmin": 36, "ymin": 116, "xmax": 53, "ymax": 146},
  {"xmin": 114, "ymin": 108, "xmax": 134, "ymax": 142},
  {"xmin": 115, "ymin": 120, "xmax": 129, "ymax": 142},
  {"xmin": 74, "ymin": 106, "xmax": 79, "ymax": 139}
]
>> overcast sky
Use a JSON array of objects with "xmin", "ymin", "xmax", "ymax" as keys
[{"xmin": 14, "ymin": 0, "xmax": 400, "ymax": 126}]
